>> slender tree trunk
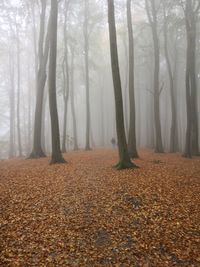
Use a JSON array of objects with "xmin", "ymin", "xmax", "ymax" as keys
[
  {"xmin": 9, "ymin": 51, "xmax": 15, "ymax": 158},
  {"xmin": 107, "ymin": 0, "xmax": 137, "ymax": 169},
  {"xmin": 61, "ymin": 58, "xmax": 69, "ymax": 153},
  {"xmin": 16, "ymin": 26, "xmax": 22, "ymax": 156},
  {"xmin": 27, "ymin": 59, "xmax": 32, "ymax": 154},
  {"xmin": 70, "ymin": 47, "xmax": 78, "ymax": 150},
  {"xmin": 41, "ymin": 89, "xmax": 47, "ymax": 153},
  {"xmin": 84, "ymin": 0, "xmax": 91, "ymax": 150},
  {"xmin": 190, "ymin": 18, "xmax": 199, "ymax": 155},
  {"xmin": 100, "ymin": 84, "xmax": 105, "ymax": 147},
  {"xmin": 62, "ymin": 12, "xmax": 70, "ymax": 153},
  {"xmin": 48, "ymin": 0, "xmax": 65, "ymax": 164},
  {"xmin": 127, "ymin": 0, "xmax": 138, "ymax": 158},
  {"xmin": 184, "ymin": 29, "xmax": 192, "ymax": 158},
  {"xmin": 163, "ymin": 4, "xmax": 178, "ymax": 153},
  {"xmin": 31, "ymin": 0, "xmax": 38, "ymax": 79}
]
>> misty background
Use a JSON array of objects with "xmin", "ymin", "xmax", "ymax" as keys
[{"xmin": 0, "ymin": 0, "xmax": 199, "ymax": 159}]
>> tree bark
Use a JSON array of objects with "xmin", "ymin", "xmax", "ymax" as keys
[
  {"xmin": 163, "ymin": 4, "xmax": 178, "ymax": 153},
  {"xmin": 29, "ymin": 0, "xmax": 49, "ymax": 158},
  {"xmin": 48, "ymin": 0, "xmax": 65, "ymax": 164},
  {"xmin": 61, "ymin": 1, "xmax": 71, "ymax": 153},
  {"xmin": 8, "ymin": 50, "xmax": 15, "ymax": 158},
  {"xmin": 184, "ymin": 0, "xmax": 199, "ymax": 157},
  {"xmin": 16, "ymin": 25, "xmax": 22, "ymax": 156},
  {"xmin": 107, "ymin": 0, "xmax": 137, "ymax": 169},
  {"xmin": 84, "ymin": 0, "xmax": 91, "ymax": 150},
  {"xmin": 70, "ymin": 47, "xmax": 78, "ymax": 150},
  {"xmin": 127, "ymin": 0, "xmax": 138, "ymax": 158},
  {"xmin": 145, "ymin": 0, "xmax": 164, "ymax": 153}
]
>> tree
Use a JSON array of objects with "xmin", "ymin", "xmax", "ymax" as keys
[
  {"xmin": 29, "ymin": 0, "xmax": 49, "ymax": 158},
  {"xmin": 48, "ymin": 0, "xmax": 65, "ymax": 164},
  {"xmin": 61, "ymin": 0, "xmax": 70, "ymax": 153},
  {"xmin": 16, "ymin": 23, "xmax": 22, "ymax": 156},
  {"xmin": 145, "ymin": 0, "xmax": 164, "ymax": 153},
  {"xmin": 8, "ymin": 49, "xmax": 15, "ymax": 158},
  {"xmin": 107, "ymin": 0, "xmax": 137, "ymax": 169},
  {"xmin": 127, "ymin": 0, "xmax": 139, "ymax": 158},
  {"xmin": 162, "ymin": 1, "xmax": 178, "ymax": 153},
  {"xmin": 70, "ymin": 46, "xmax": 78, "ymax": 150},
  {"xmin": 184, "ymin": 0, "xmax": 200, "ymax": 157},
  {"xmin": 84, "ymin": 0, "xmax": 91, "ymax": 150}
]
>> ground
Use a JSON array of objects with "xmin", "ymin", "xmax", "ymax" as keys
[{"xmin": 0, "ymin": 149, "xmax": 200, "ymax": 267}]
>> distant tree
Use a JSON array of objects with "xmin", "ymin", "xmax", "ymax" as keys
[
  {"xmin": 16, "ymin": 22, "xmax": 22, "ymax": 156},
  {"xmin": 145, "ymin": 0, "xmax": 164, "ymax": 153},
  {"xmin": 48, "ymin": 0, "xmax": 65, "ymax": 164},
  {"xmin": 127, "ymin": 0, "xmax": 139, "ymax": 158},
  {"xmin": 107, "ymin": 0, "xmax": 137, "ymax": 169},
  {"xmin": 70, "ymin": 45, "xmax": 79, "ymax": 150},
  {"xmin": 84, "ymin": 0, "xmax": 91, "ymax": 150},
  {"xmin": 61, "ymin": 0, "xmax": 70, "ymax": 153},
  {"xmin": 8, "ymin": 49, "xmax": 15, "ymax": 158}
]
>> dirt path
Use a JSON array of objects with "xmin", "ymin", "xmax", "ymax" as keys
[{"xmin": 0, "ymin": 149, "xmax": 200, "ymax": 266}]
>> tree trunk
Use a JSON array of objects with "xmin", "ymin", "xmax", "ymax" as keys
[
  {"xmin": 29, "ymin": 0, "xmax": 49, "ymax": 158},
  {"xmin": 127, "ymin": 0, "xmax": 138, "ymax": 158},
  {"xmin": 122, "ymin": 38, "xmax": 129, "ymax": 137},
  {"xmin": 84, "ymin": 0, "xmax": 91, "ymax": 150},
  {"xmin": 184, "ymin": 0, "xmax": 199, "ymax": 157},
  {"xmin": 163, "ymin": 4, "xmax": 178, "ymax": 153},
  {"xmin": 100, "ymin": 84, "xmax": 105, "ymax": 147},
  {"xmin": 190, "ymin": 15, "xmax": 199, "ymax": 155},
  {"xmin": 184, "ymin": 29, "xmax": 192, "ymax": 158},
  {"xmin": 62, "ymin": 11, "xmax": 70, "ymax": 153},
  {"xmin": 70, "ymin": 47, "xmax": 78, "ymax": 150},
  {"xmin": 16, "ymin": 26, "xmax": 22, "ymax": 156},
  {"xmin": 107, "ymin": 0, "xmax": 137, "ymax": 169},
  {"xmin": 145, "ymin": 0, "xmax": 164, "ymax": 153},
  {"xmin": 48, "ymin": 0, "xmax": 65, "ymax": 164},
  {"xmin": 9, "ymin": 51, "xmax": 15, "ymax": 158}
]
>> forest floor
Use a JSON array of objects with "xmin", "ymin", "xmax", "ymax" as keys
[{"xmin": 0, "ymin": 149, "xmax": 200, "ymax": 267}]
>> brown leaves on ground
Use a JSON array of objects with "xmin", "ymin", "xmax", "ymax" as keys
[{"xmin": 0, "ymin": 149, "xmax": 200, "ymax": 267}]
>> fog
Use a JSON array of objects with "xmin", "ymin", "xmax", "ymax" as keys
[{"xmin": 0, "ymin": 0, "xmax": 199, "ymax": 160}]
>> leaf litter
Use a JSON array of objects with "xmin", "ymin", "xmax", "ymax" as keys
[{"xmin": 0, "ymin": 149, "xmax": 200, "ymax": 266}]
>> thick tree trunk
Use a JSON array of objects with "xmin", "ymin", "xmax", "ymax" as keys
[
  {"xmin": 127, "ymin": 0, "xmax": 138, "ymax": 158},
  {"xmin": 145, "ymin": 0, "xmax": 164, "ymax": 153},
  {"xmin": 84, "ymin": 0, "xmax": 91, "ymax": 150},
  {"xmin": 184, "ymin": 0, "xmax": 199, "ymax": 157},
  {"xmin": 107, "ymin": 0, "xmax": 137, "ymax": 169},
  {"xmin": 29, "ymin": 0, "xmax": 49, "ymax": 158},
  {"xmin": 48, "ymin": 0, "xmax": 65, "ymax": 164}
]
